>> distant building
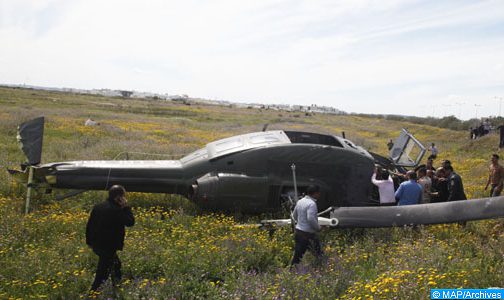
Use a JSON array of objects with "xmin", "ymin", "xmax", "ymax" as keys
[{"xmin": 119, "ymin": 90, "xmax": 133, "ymax": 98}]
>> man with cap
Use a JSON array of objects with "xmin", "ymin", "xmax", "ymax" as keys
[{"xmin": 291, "ymin": 185, "xmax": 324, "ymax": 266}]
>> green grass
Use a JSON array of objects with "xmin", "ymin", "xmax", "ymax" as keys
[{"xmin": 0, "ymin": 86, "xmax": 503, "ymax": 299}]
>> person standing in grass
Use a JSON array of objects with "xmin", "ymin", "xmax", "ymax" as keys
[
  {"xmin": 86, "ymin": 185, "xmax": 135, "ymax": 291},
  {"xmin": 443, "ymin": 165, "xmax": 467, "ymax": 202},
  {"xmin": 394, "ymin": 171, "xmax": 422, "ymax": 205},
  {"xmin": 425, "ymin": 157, "xmax": 436, "ymax": 172},
  {"xmin": 498, "ymin": 124, "xmax": 504, "ymax": 148},
  {"xmin": 417, "ymin": 168, "xmax": 432, "ymax": 204},
  {"xmin": 431, "ymin": 167, "xmax": 448, "ymax": 203},
  {"xmin": 485, "ymin": 154, "xmax": 504, "ymax": 197},
  {"xmin": 371, "ymin": 167, "xmax": 396, "ymax": 206},
  {"xmin": 387, "ymin": 139, "xmax": 394, "ymax": 150},
  {"xmin": 483, "ymin": 119, "xmax": 491, "ymax": 135},
  {"xmin": 291, "ymin": 185, "xmax": 324, "ymax": 267},
  {"xmin": 428, "ymin": 143, "xmax": 438, "ymax": 160}
]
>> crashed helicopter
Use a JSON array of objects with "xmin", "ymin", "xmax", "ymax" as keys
[{"xmin": 8, "ymin": 117, "xmax": 504, "ymax": 228}]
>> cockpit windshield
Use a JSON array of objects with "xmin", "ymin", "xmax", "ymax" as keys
[
  {"xmin": 389, "ymin": 129, "xmax": 425, "ymax": 167},
  {"xmin": 284, "ymin": 131, "xmax": 343, "ymax": 147}
]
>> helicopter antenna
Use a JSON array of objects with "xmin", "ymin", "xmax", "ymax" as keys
[
  {"xmin": 291, "ymin": 164, "xmax": 298, "ymax": 201},
  {"xmin": 289, "ymin": 163, "xmax": 299, "ymax": 232}
]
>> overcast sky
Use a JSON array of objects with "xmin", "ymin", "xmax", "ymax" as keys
[{"xmin": 1, "ymin": 0, "xmax": 504, "ymax": 120}]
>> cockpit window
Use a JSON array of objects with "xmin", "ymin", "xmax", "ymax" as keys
[
  {"xmin": 284, "ymin": 131, "xmax": 343, "ymax": 147},
  {"xmin": 390, "ymin": 129, "xmax": 425, "ymax": 167},
  {"xmin": 344, "ymin": 140, "xmax": 356, "ymax": 149}
]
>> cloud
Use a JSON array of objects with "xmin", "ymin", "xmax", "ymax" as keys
[{"xmin": 1, "ymin": 0, "xmax": 504, "ymax": 119}]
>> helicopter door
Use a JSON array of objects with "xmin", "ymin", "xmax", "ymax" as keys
[{"xmin": 389, "ymin": 129, "xmax": 426, "ymax": 167}]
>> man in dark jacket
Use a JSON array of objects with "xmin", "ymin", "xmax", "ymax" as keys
[
  {"xmin": 86, "ymin": 185, "xmax": 135, "ymax": 291},
  {"xmin": 431, "ymin": 167, "xmax": 448, "ymax": 203},
  {"xmin": 443, "ymin": 165, "xmax": 467, "ymax": 201}
]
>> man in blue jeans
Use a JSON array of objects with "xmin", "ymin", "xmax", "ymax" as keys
[{"xmin": 395, "ymin": 171, "xmax": 422, "ymax": 205}]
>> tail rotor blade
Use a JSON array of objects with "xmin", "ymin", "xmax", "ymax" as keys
[{"xmin": 17, "ymin": 117, "xmax": 44, "ymax": 166}]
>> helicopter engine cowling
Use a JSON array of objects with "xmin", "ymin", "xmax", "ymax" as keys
[{"xmin": 189, "ymin": 172, "xmax": 270, "ymax": 212}]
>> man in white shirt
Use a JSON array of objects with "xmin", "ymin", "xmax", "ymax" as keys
[
  {"xmin": 428, "ymin": 143, "xmax": 438, "ymax": 160},
  {"xmin": 371, "ymin": 167, "xmax": 396, "ymax": 206},
  {"xmin": 291, "ymin": 185, "xmax": 324, "ymax": 266}
]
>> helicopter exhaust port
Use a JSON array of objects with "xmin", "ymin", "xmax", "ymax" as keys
[
  {"xmin": 189, "ymin": 173, "xmax": 220, "ymax": 204},
  {"xmin": 189, "ymin": 183, "xmax": 207, "ymax": 202}
]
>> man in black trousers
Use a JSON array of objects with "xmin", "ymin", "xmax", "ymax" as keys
[
  {"xmin": 86, "ymin": 185, "xmax": 135, "ymax": 291},
  {"xmin": 290, "ymin": 185, "xmax": 324, "ymax": 267}
]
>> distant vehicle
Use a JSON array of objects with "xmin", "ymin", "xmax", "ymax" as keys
[{"xmin": 9, "ymin": 117, "xmax": 504, "ymax": 227}]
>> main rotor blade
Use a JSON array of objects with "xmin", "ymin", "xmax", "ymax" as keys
[{"xmin": 330, "ymin": 197, "xmax": 504, "ymax": 228}]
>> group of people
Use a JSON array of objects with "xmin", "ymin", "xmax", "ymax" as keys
[
  {"xmin": 372, "ymin": 158, "xmax": 467, "ymax": 206},
  {"xmin": 468, "ymin": 119, "xmax": 504, "ymax": 150},
  {"xmin": 372, "ymin": 153, "xmax": 504, "ymax": 207},
  {"xmin": 470, "ymin": 119, "xmax": 491, "ymax": 139},
  {"xmin": 84, "ymin": 153, "xmax": 504, "ymax": 290},
  {"xmin": 477, "ymin": 120, "xmax": 504, "ymax": 150},
  {"xmin": 290, "ymin": 153, "xmax": 495, "ymax": 267}
]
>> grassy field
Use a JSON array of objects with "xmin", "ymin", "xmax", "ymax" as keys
[{"xmin": 0, "ymin": 86, "xmax": 503, "ymax": 299}]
